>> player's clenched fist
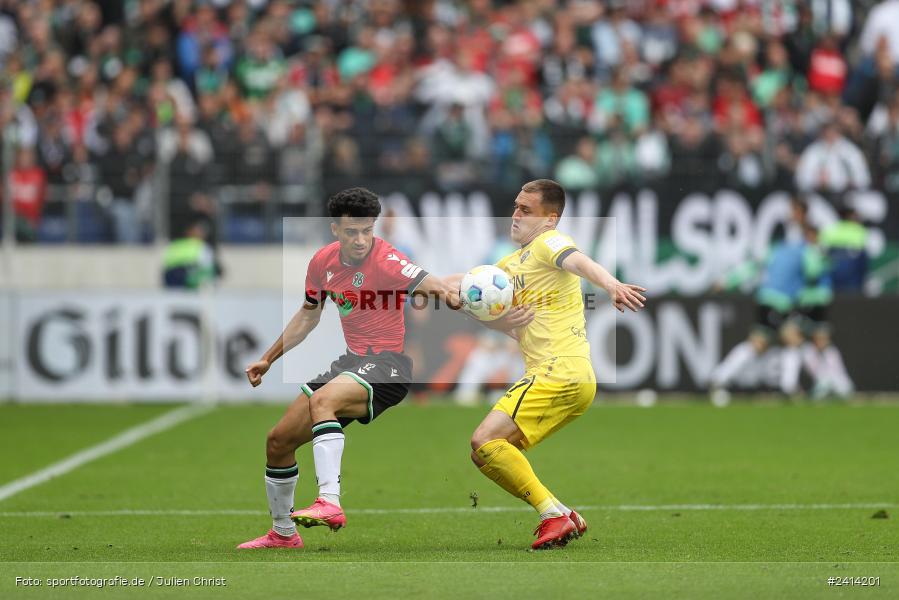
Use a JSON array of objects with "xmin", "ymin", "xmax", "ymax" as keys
[
  {"xmin": 245, "ymin": 360, "xmax": 271, "ymax": 387},
  {"xmin": 445, "ymin": 288, "xmax": 463, "ymax": 310}
]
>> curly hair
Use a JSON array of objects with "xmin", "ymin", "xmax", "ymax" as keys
[{"xmin": 327, "ymin": 187, "xmax": 382, "ymax": 220}]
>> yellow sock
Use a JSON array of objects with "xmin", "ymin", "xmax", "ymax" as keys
[{"xmin": 476, "ymin": 439, "xmax": 562, "ymax": 518}]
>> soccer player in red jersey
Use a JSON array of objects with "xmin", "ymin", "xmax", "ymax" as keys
[{"xmin": 238, "ymin": 188, "xmax": 459, "ymax": 549}]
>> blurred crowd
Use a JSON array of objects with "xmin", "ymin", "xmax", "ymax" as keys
[{"xmin": 2, "ymin": 0, "xmax": 899, "ymax": 243}]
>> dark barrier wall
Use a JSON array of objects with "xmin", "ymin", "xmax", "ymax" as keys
[
  {"xmin": 380, "ymin": 187, "xmax": 899, "ymax": 295},
  {"xmin": 608, "ymin": 294, "xmax": 899, "ymax": 392},
  {"xmin": 409, "ymin": 295, "xmax": 899, "ymax": 393},
  {"xmin": 379, "ymin": 184, "xmax": 899, "ymax": 241}
]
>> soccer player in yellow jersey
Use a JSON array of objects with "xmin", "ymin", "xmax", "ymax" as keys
[{"xmin": 468, "ymin": 179, "xmax": 646, "ymax": 550}]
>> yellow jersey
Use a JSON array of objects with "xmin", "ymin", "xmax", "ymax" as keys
[{"xmin": 495, "ymin": 229, "xmax": 591, "ymax": 370}]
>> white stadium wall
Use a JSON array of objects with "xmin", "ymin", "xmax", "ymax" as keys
[
  {"xmin": 5, "ymin": 289, "xmax": 345, "ymax": 402},
  {"xmin": 2, "ymin": 245, "xmax": 295, "ymax": 290},
  {"xmin": 1, "ymin": 244, "xmax": 329, "ymax": 401}
]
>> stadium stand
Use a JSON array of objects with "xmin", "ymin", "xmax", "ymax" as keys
[{"xmin": 1, "ymin": 0, "xmax": 898, "ymax": 245}]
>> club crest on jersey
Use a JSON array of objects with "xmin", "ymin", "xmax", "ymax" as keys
[
  {"xmin": 326, "ymin": 271, "xmax": 334, "ymax": 282},
  {"xmin": 352, "ymin": 272, "xmax": 364, "ymax": 287}
]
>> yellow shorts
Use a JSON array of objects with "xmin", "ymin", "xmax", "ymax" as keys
[{"xmin": 493, "ymin": 356, "xmax": 596, "ymax": 449}]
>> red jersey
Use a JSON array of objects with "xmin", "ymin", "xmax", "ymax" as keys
[
  {"xmin": 10, "ymin": 167, "xmax": 47, "ymax": 225},
  {"xmin": 808, "ymin": 48, "xmax": 847, "ymax": 94},
  {"xmin": 304, "ymin": 238, "xmax": 428, "ymax": 354}
]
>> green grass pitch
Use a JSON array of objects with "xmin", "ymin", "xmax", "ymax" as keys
[{"xmin": 0, "ymin": 401, "xmax": 897, "ymax": 598}]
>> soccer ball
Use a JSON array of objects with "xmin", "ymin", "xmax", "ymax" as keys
[{"xmin": 459, "ymin": 265, "xmax": 514, "ymax": 321}]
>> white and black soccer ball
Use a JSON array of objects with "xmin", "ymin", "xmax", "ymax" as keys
[{"xmin": 459, "ymin": 265, "xmax": 514, "ymax": 321}]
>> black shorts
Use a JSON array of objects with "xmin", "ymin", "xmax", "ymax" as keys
[{"xmin": 302, "ymin": 350, "xmax": 412, "ymax": 426}]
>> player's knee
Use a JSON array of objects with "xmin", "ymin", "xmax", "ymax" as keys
[
  {"xmin": 470, "ymin": 428, "xmax": 496, "ymax": 452},
  {"xmin": 308, "ymin": 389, "xmax": 337, "ymax": 414},
  {"xmin": 266, "ymin": 428, "xmax": 294, "ymax": 458}
]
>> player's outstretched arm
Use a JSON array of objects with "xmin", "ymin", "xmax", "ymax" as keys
[
  {"xmin": 246, "ymin": 302, "xmax": 324, "ymax": 387},
  {"xmin": 560, "ymin": 251, "xmax": 647, "ymax": 313},
  {"xmin": 413, "ymin": 274, "xmax": 463, "ymax": 309}
]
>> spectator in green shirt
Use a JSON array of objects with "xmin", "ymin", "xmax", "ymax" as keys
[
  {"xmin": 590, "ymin": 68, "xmax": 649, "ymax": 135},
  {"xmin": 820, "ymin": 204, "xmax": 868, "ymax": 291},
  {"xmin": 235, "ymin": 34, "xmax": 285, "ymax": 100},
  {"xmin": 554, "ymin": 136, "xmax": 598, "ymax": 191},
  {"xmin": 162, "ymin": 221, "xmax": 218, "ymax": 290}
]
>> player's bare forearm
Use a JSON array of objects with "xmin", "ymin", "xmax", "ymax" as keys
[
  {"xmin": 247, "ymin": 303, "xmax": 323, "ymax": 387},
  {"xmin": 443, "ymin": 272, "xmax": 465, "ymax": 291},
  {"xmin": 560, "ymin": 251, "xmax": 617, "ymax": 291},
  {"xmin": 414, "ymin": 274, "xmax": 462, "ymax": 309},
  {"xmin": 560, "ymin": 251, "xmax": 647, "ymax": 313},
  {"xmin": 261, "ymin": 304, "xmax": 323, "ymax": 364},
  {"xmin": 475, "ymin": 304, "xmax": 533, "ymax": 340},
  {"xmin": 479, "ymin": 318, "xmax": 520, "ymax": 340}
]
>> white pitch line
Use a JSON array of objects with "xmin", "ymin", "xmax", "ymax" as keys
[
  {"xmin": 0, "ymin": 404, "xmax": 214, "ymax": 503},
  {"xmin": 0, "ymin": 502, "xmax": 894, "ymax": 518}
]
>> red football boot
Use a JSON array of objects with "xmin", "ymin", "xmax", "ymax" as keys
[
  {"xmin": 568, "ymin": 510, "xmax": 588, "ymax": 538},
  {"xmin": 531, "ymin": 515, "xmax": 577, "ymax": 550}
]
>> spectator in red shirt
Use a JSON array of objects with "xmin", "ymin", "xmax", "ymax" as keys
[
  {"xmin": 713, "ymin": 69, "xmax": 763, "ymax": 141},
  {"xmin": 9, "ymin": 147, "xmax": 47, "ymax": 242},
  {"xmin": 808, "ymin": 35, "xmax": 848, "ymax": 95},
  {"xmin": 494, "ymin": 3, "xmax": 543, "ymax": 88},
  {"xmin": 712, "ymin": 72, "xmax": 762, "ymax": 129}
]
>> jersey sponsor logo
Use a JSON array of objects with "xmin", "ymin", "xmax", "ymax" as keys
[
  {"xmin": 514, "ymin": 274, "xmax": 526, "ymax": 289},
  {"xmin": 327, "ymin": 290, "xmax": 356, "ymax": 317},
  {"xmin": 400, "ymin": 262, "xmax": 422, "ymax": 278},
  {"xmin": 520, "ymin": 250, "xmax": 531, "ymax": 262},
  {"xmin": 326, "ymin": 271, "xmax": 334, "ymax": 282},
  {"xmin": 358, "ymin": 362, "xmax": 376, "ymax": 375},
  {"xmin": 544, "ymin": 235, "xmax": 570, "ymax": 253},
  {"xmin": 352, "ymin": 272, "xmax": 364, "ymax": 288}
]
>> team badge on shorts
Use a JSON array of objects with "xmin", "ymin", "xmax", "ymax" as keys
[
  {"xmin": 358, "ymin": 362, "xmax": 376, "ymax": 375},
  {"xmin": 353, "ymin": 272, "xmax": 365, "ymax": 287}
]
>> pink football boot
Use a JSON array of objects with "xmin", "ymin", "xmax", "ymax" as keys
[
  {"xmin": 291, "ymin": 497, "xmax": 347, "ymax": 531},
  {"xmin": 237, "ymin": 529, "xmax": 304, "ymax": 549}
]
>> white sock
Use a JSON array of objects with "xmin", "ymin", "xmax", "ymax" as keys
[
  {"xmin": 801, "ymin": 343, "xmax": 823, "ymax": 380},
  {"xmin": 311, "ymin": 420, "xmax": 345, "ymax": 507},
  {"xmin": 265, "ymin": 464, "xmax": 298, "ymax": 537},
  {"xmin": 536, "ymin": 496, "xmax": 564, "ymax": 520},
  {"xmin": 823, "ymin": 346, "xmax": 854, "ymax": 397},
  {"xmin": 779, "ymin": 346, "xmax": 803, "ymax": 395},
  {"xmin": 552, "ymin": 496, "xmax": 572, "ymax": 517}
]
